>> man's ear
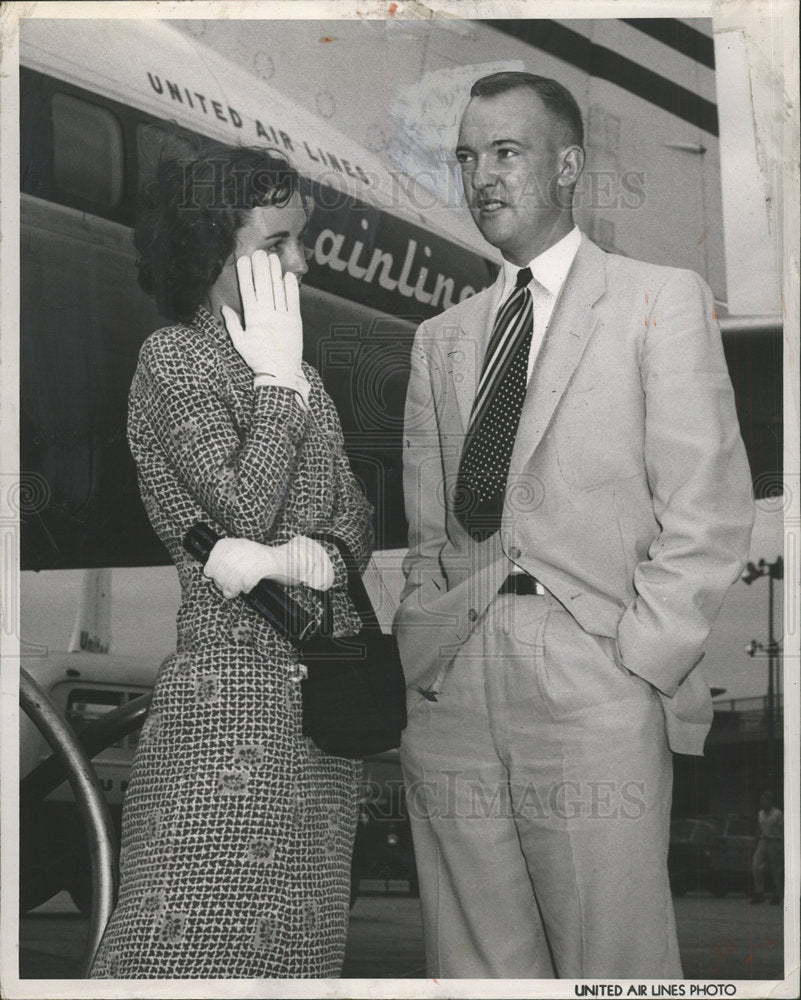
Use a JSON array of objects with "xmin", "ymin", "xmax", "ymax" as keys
[{"xmin": 557, "ymin": 145, "xmax": 585, "ymax": 187}]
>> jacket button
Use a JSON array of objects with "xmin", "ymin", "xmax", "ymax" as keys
[
  {"xmin": 467, "ymin": 608, "xmax": 478, "ymax": 622},
  {"xmin": 509, "ymin": 546, "xmax": 522, "ymax": 560}
]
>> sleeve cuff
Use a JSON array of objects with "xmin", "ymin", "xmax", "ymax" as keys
[
  {"xmin": 318, "ymin": 539, "xmax": 349, "ymax": 589},
  {"xmin": 253, "ymin": 371, "xmax": 311, "ymax": 408}
]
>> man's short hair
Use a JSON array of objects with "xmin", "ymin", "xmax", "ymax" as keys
[{"xmin": 470, "ymin": 71, "xmax": 584, "ymax": 148}]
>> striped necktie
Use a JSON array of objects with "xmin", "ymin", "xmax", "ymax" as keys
[{"xmin": 454, "ymin": 266, "xmax": 534, "ymax": 541}]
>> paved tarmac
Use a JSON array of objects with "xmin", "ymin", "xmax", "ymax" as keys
[{"xmin": 14, "ymin": 883, "xmax": 786, "ymax": 985}]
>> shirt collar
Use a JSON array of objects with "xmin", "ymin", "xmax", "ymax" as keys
[
  {"xmin": 500, "ymin": 225, "xmax": 582, "ymax": 299},
  {"xmin": 192, "ymin": 304, "xmax": 228, "ymax": 343}
]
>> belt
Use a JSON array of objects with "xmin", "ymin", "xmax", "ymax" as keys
[{"xmin": 498, "ymin": 573, "xmax": 546, "ymax": 597}]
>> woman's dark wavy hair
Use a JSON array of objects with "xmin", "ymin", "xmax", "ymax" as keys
[{"xmin": 134, "ymin": 140, "xmax": 299, "ymax": 322}]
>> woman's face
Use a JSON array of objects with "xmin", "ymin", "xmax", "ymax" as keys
[{"xmin": 206, "ymin": 191, "xmax": 310, "ymax": 318}]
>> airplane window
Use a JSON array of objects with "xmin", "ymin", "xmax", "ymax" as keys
[{"xmin": 52, "ymin": 92, "xmax": 124, "ymax": 207}]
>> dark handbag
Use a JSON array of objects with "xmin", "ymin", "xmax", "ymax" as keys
[{"xmin": 299, "ymin": 534, "xmax": 407, "ymax": 759}]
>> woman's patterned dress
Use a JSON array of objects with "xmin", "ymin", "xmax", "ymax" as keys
[{"xmin": 90, "ymin": 307, "xmax": 373, "ymax": 978}]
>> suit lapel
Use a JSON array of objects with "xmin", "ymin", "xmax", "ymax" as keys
[{"xmin": 508, "ymin": 237, "xmax": 607, "ymax": 479}]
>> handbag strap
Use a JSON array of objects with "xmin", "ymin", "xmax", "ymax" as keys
[{"xmin": 311, "ymin": 533, "xmax": 382, "ymax": 635}]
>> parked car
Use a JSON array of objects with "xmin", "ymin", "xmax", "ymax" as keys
[
  {"xmin": 350, "ymin": 750, "xmax": 418, "ymax": 904},
  {"xmin": 708, "ymin": 814, "xmax": 757, "ymax": 897},
  {"xmin": 19, "ymin": 653, "xmax": 159, "ymax": 914},
  {"xmin": 20, "ymin": 654, "xmax": 159, "ymax": 787},
  {"xmin": 668, "ymin": 817, "xmax": 721, "ymax": 895}
]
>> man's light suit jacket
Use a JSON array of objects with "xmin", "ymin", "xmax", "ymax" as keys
[{"xmin": 395, "ymin": 236, "xmax": 754, "ymax": 755}]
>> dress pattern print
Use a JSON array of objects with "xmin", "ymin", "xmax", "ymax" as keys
[{"xmin": 90, "ymin": 307, "xmax": 373, "ymax": 978}]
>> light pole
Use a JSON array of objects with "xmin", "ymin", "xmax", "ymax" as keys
[{"xmin": 743, "ymin": 556, "xmax": 783, "ymax": 786}]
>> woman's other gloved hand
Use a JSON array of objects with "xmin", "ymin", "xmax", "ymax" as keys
[{"xmin": 204, "ymin": 535, "xmax": 334, "ymax": 598}]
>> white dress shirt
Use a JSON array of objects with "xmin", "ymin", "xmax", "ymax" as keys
[{"xmin": 495, "ymin": 225, "xmax": 582, "ymax": 380}]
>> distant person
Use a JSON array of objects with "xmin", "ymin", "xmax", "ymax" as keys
[
  {"xmin": 90, "ymin": 142, "xmax": 373, "ymax": 978},
  {"xmin": 394, "ymin": 71, "xmax": 754, "ymax": 978},
  {"xmin": 751, "ymin": 791, "xmax": 784, "ymax": 904}
]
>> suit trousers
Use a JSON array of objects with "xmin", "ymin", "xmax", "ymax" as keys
[{"xmin": 400, "ymin": 591, "xmax": 682, "ymax": 979}]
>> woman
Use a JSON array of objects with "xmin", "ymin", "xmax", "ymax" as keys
[{"xmin": 90, "ymin": 142, "xmax": 373, "ymax": 978}]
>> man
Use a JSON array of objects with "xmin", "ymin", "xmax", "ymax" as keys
[
  {"xmin": 751, "ymin": 791, "xmax": 784, "ymax": 904},
  {"xmin": 394, "ymin": 72, "xmax": 754, "ymax": 979}
]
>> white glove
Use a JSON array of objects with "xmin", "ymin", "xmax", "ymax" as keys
[
  {"xmin": 204, "ymin": 535, "xmax": 334, "ymax": 599},
  {"xmin": 220, "ymin": 251, "xmax": 304, "ymax": 383}
]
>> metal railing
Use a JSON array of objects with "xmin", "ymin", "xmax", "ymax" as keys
[
  {"xmin": 713, "ymin": 693, "xmax": 784, "ymax": 715},
  {"xmin": 19, "ymin": 672, "xmax": 151, "ymax": 976}
]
